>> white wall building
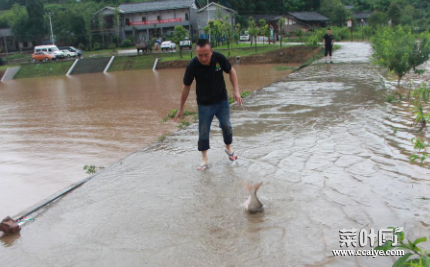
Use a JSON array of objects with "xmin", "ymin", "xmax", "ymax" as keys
[{"xmin": 96, "ymin": 0, "xmax": 200, "ymax": 42}]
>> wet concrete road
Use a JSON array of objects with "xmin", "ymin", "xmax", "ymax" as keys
[{"xmin": 1, "ymin": 43, "xmax": 429, "ymax": 266}]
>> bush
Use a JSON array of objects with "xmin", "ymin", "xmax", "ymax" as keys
[
  {"xmin": 371, "ymin": 26, "xmax": 430, "ymax": 83},
  {"xmin": 78, "ymin": 43, "xmax": 85, "ymax": 51},
  {"xmin": 107, "ymin": 43, "xmax": 116, "ymax": 50},
  {"xmin": 93, "ymin": 42, "xmax": 101, "ymax": 51},
  {"xmin": 120, "ymin": 39, "xmax": 133, "ymax": 48},
  {"xmin": 128, "ymin": 35, "xmax": 135, "ymax": 44}
]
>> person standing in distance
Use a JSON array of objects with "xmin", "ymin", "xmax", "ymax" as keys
[
  {"xmin": 323, "ymin": 28, "xmax": 334, "ymax": 63},
  {"xmin": 174, "ymin": 39, "xmax": 244, "ymax": 171}
]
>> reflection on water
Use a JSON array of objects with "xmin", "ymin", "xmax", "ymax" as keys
[{"xmin": 0, "ymin": 64, "xmax": 294, "ymax": 219}]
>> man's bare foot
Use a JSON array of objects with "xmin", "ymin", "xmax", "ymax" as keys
[{"xmin": 197, "ymin": 164, "xmax": 208, "ymax": 171}]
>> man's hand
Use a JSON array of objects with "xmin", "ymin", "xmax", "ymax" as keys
[
  {"xmin": 173, "ymin": 109, "xmax": 183, "ymax": 122},
  {"xmin": 233, "ymin": 91, "xmax": 244, "ymax": 106}
]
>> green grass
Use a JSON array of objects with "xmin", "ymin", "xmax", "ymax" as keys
[
  {"xmin": 0, "ymin": 65, "xmax": 19, "ymax": 71},
  {"xmin": 14, "ymin": 61, "xmax": 73, "ymax": 79},
  {"xmin": 158, "ymin": 131, "xmax": 172, "ymax": 142},
  {"xmin": 229, "ymin": 91, "xmax": 251, "ymax": 104},
  {"xmin": 160, "ymin": 45, "xmax": 284, "ymax": 63},
  {"xmin": 3, "ymin": 53, "xmax": 29, "ymax": 61},
  {"xmin": 214, "ymin": 42, "xmax": 280, "ymax": 49},
  {"xmin": 274, "ymin": 65, "xmax": 297, "ymax": 71},
  {"xmin": 109, "ymin": 54, "xmax": 159, "ymax": 71}
]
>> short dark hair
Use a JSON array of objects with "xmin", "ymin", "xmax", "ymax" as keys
[
  {"xmin": 327, "ymin": 28, "xmax": 331, "ymax": 31},
  {"xmin": 196, "ymin": 39, "xmax": 211, "ymax": 48}
]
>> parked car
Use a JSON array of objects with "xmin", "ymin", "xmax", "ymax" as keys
[
  {"xmin": 160, "ymin": 41, "xmax": 176, "ymax": 51},
  {"xmin": 32, "ymin": 52, "xmax": 56, "ymax": 62},
  {"xmin": 59, "ymin": 46, "xmax": 83, "ymax": 57},
  {"xmin": 34, "ymin": 45, "xmax": 65, "ymax": 59},
  {"xmin": 179, "ymin": 39, "xmax": 192, "ymax": 50},
  {"xmin": 240, "ymin": 31, "xmax": 250, "ymax": 41},
  {"xmin": 61, "ymin": 50, "xmax": 78, "ymax": 58}
]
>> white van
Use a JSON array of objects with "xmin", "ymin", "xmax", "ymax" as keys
[
  {"xmin": 240, "ymin": 31, "xmax": 250, "ymax": 41},
  {"xmin": 34, "ymin": 45, "xmax": 65, "ymax": 59}
]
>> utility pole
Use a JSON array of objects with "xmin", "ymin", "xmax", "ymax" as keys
[{"xmin": 46, "ymin": 13, "xmax": 54, "ymax": 44}]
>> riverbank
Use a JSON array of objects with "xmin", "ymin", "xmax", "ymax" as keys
[{"xmin": 8, "ymin": 45, "xmax": 316, "ymax": 79}]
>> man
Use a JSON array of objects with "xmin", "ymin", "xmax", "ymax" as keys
[
  {"xmin": 323, "ymin": 28, "xmax": 334, "ymax": 63},
  {"xmin": 174, "ymin": 39, "xmax": 244, "ymax": 171}
]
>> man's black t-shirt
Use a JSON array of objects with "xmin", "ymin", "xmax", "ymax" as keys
[
  {"xmin": 183, "ymin": 51, "xmax": 232, "ymax": 105},
  {"xmin": 324, "ymin": 34, "xmax": 334, "ymax": 47}
]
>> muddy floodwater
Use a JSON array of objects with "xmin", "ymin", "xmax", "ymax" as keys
[
  {"xmin": 0, "ymin": 64, "xmax": 296, "ymax": 219},
  {"xmin": 1, "ymin": 43, "xmax": 430, "ymax": 267}
]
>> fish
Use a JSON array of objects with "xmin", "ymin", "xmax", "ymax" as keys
[{"xmin": 243, "ymin": 182, "xmax": 263, "ymax": 213}]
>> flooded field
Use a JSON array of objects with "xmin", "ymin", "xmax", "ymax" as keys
[
  {"xmin": 0, "ymin": 64, "xmax": 296, "ymax": 219},
  {"xmin": 0, "ymin": 43, "xmax": 429, "ymax": 266}
]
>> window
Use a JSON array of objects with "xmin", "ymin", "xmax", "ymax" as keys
[
  {"xmin": 157, "ymin": 15, "xmax": 161, "ymax": 20},
  {"xmin": 126, "ymin": 18, "xmax": 130, "ymax": 25},
  {"xmin": 142, "ymin": 17, "xmax": 146, "ymax": 22},
  {"xmin": 185, "ymin": 13, "xmax": 189, "ymax": 21},
  {"xmin": 23, "ymin": 41, "xmax": 28, "ymax": 47}
]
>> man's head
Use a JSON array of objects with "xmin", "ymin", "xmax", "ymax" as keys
[
  {"xmin": 195, "ymin": 39, "xmax": 213, "ymax": 66},
  {"xmin": 327, "ymin": 28, "xmax": 331, "ymax": 35}
]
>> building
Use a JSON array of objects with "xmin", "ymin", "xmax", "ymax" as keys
[
  {"xmin": 0, "ymin": 28, "xmax": 40, "ymax": 53},
  {"xmin": 245, "ymin": 14, "xmax": 283, "ymax": 34},
  {"xmin": 353, "ymin": 12, "xmax": 373, "ymax": 26},
  {"xmin": 283, "ymin": 12, "xmax": 329, "ymax": 33},
  {"xmin": 197, "ymin": 2, "xmax": 236, "ymax": 38},
  {"xmin": 96, "ymin": 0, "xmax": 200, "ymax": 43}
]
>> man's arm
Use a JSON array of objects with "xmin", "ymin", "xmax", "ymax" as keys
[
  {"xmin": 229, "ymin": 67, "xmax": 244, "ymax": 106},
  {"xmin": 174, "ymin": 84, "xmax": 191, "ymax": 121}
]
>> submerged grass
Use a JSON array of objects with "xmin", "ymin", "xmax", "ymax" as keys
[
  {"xmin": 274, "ymin": 65, "xmax": 297, "ymax": 71},
  {"xmin": 229, "ymin": 91, "xmax": 251, "ymax": 104},
  {"xmin": 160, "ymin": 109, "xmax": 197, "ymax": 124},
  {"xmin": 14, "ymin": 61, "xmax": 73, "ymax": 79},
  {"xmin": 158, "ymin": 131, "xmax": 172, "ymax": 142}
]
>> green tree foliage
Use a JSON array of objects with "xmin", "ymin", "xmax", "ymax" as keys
[
  {"xmin": 171, "ymin": 25, "xmax": 188, "ymax": 58},
  {"xmin": 222, "ymin": 16, "xmax": 234, "ymax": 56},
  {"xmin": 26, "ymin": 0, "xmax": 47, "ymax": 39},
  {"xmin": 247, "ymin": 17, "xmax": 258, "ymax": 52},
  {"xmin": 320, "ymin": 0, "xmax": 351, "ymax": 26},
  {"xmin": 387, "ymin": 2, "xmax": 402, "ymax": 26},
  {"xmin": 369, "ymin": 11, "xmax": 389, "ymax": 27},
  {"xmin": 371, "ymin": 26, "xmax": 430, "ymax": 84}
]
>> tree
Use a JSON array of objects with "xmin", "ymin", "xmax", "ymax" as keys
[
  {"xmin": 222, "ymin": 16, "xmax": 234, "ymax": 56},
  {"xmin": 279, "ymin": 18, "xmax": 285, "ymax": 35},
  {"xmin": 371, "ymin": 27, "xmax": 430, "ymax": 84},
  {"xmin": 258, "ymin": 19, "xmax": 267, "ymax": 44},
  {"xmin": 7, "ymin": 4, "xmax": 28, "ymax": 42},
  {"xmin": 304, "ymin": 0, "xmax": 320, "ymax": 11},
  {"xmin": 387, "ymin": 2, "xmax": 402, "ymax": 26},
  {"xmin": 400, "ymin": 5, "xmax": 415, "ymax": 26},
  {"xmin": 233, "ymin": 23, "xmax": 240, "ymax": 45},
  {"xmin": 320, "ymin": 0, "xmax": 349, "ymax": 26},
  {"xmin": 26, "ymin": 0, "xmax": 47, "ymax": 40},
  {"xmin": 369, "ymin": 11, "xmax": 389, "ymax": 28},
  {"xmin": 171, "ymin": 25, "xmax": 188, "ymax": 58},
  {"xmin": 247, "ymin": 17, "xmax": 258, "ymax": 52},
  {"xmin": 283, "ymin": 0, "xmax": 304, "ymax": 11}
]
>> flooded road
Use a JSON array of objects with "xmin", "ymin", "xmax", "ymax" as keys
[
  {"xmin": 0, "ymin": 64, "xmax": 295, "ymax": 219},
  {"xmin": 1, "ymin": 43, "xmax": 429, "ymax": 266}
]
